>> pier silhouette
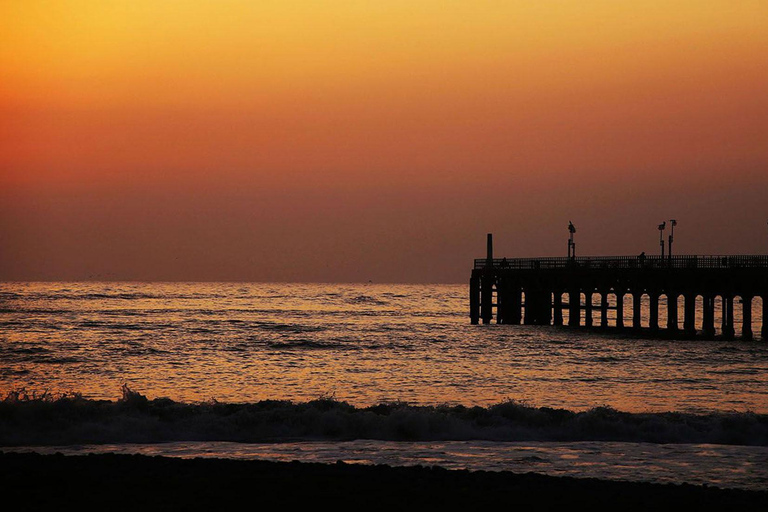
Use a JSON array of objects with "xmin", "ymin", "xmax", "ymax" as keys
[{"xmin": 470, "ymin": 234, "xmax": 768, "ymax": 340}]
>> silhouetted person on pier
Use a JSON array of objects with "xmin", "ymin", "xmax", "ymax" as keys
[
  {"xmin": 639, "ymin": 251, "xmax": 646, "ymax": 267},
  {"xmin": 501, "ymin": 257, "xmax": 508, "ymax": 268}
]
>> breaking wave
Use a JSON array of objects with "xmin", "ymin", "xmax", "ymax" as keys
[{"xmin": 2, "ymin": 386, "xmax": 767, "ymax": 447}]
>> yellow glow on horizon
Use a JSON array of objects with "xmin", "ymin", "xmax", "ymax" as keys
[
  {"xmin": 1, "ymin": 0, "xmax": 767, "ymax": 192},
  {"xmin": 3, "ymin": 1, "xmax": 766, "ymax": 107}
]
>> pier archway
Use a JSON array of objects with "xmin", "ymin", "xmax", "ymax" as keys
[
  {"xmin": 559, "ymin": 291, "xmax": 570, "ymax": 326},
  {"xmin": 658, "ymin": 293, "xmax": 669, "ymax": 326},
  {"xmin": 640, "ymin": 293, "xmax": 651, "ymax": 328},
  {"xmin": 621, "ymin": 292, "xmax": 632, "ymax": 327},
  {"xmin": 695, "ymin": 295, "xmax": 704, "ymax": 332},
  {"xmin": 607, "ymin": 292, "xmax": 620, "ymax": 326},
  {"xmin": 734, "ymin": 295, "xmax": 747, "ymax": 338},
  {"xmin": 713, "ymin": 295, "xmax": 723, "ymax": 336},
  {"xmin": 677, "ymin": 295, "xmax": 686, "ymax": 329},
  {"xmin": 582, "ymin": 292, "xmax": 595, "ymax": 327}
]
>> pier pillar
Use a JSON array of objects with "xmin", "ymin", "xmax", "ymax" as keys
[
  {"xmin": 684, "ymin": 293, "xmax": 697, "ymax": 337},
  {"xmin": 509, "ymin": 287, "xmax": 522, "ymax": 325},
  {"xmin": 481, "ymin": 275, "xmax": 494, "ymax": 325},
  {"xmin": 523, "ymin": 290, "xmax": 535, "ymax": 325},
  {"xmin": 600, "ymin": 292, "xmax": 609, "ymax": 328},
  {"xmin": 569, "ymin": 289, "xmax": 580, "ymax": 327},
  {"xmin": 632, "ymin": 293, "xmax": 642, "ymax": 329},
  {"xmin": 616, "ymin": 293, "xmax": 624, "ymax": 329},
  {"xmin": 495, "ymin": 280, "xmax": 506, "ymax": 324},
  {"xmin": 584, "ymin": 292, "xmax": 593, "ymax": 328},
  {"xmin": 762, "ymin": 295, "xmax": 768, "ymax": 341},
  {"xmin": 742, "ymin": 296, "xmax": 753, "ymax": 341},
  {"xmin": 649, "ymin": 293, "xmax": 659, "ymax": 330},
  {"xmin": 667, "ymin": 293, "xmax": 679, "ymax": 333},
  {"xmin": 702, "ymin": 295, "xmax": 716, "ymax": 339},
  {"xmin": 722, "ymin": 295, "xmax": 735, "ymax": 339},
  {"xmin": 553, "ymin": 292, "xmax": 563, "ymax": 326},
  {"xmin": 469, "ymin": 276, "xmax": 480, "ymax": 325},
  {"xmin": 524, "ymin": 289, "xmax": 551, "ymax": 325}
]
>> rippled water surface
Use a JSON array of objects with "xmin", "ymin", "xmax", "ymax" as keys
[{"xmin": 2, "ymin": 282, "xmax": 766, "ymax": 413}]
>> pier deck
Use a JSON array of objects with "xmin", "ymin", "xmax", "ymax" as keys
[{"xmin": 470, "ymin": 235, "xmax": 768, "ymax": 340}]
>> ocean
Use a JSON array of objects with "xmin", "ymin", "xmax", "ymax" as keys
[{"xmin": 1, "ymin": 282, "xmax": 767, "ymax": 491}]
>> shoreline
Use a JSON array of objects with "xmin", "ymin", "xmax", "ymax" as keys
[{"xmin": 2, "ymin": 452, "xmax": 765, "ymax": 510}]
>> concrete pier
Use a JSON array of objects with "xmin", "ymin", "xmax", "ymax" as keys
[{"xmin": 470, "ymin": 235, "xmax": 768, "ymax": 340}]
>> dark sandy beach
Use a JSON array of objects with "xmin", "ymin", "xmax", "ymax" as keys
[{"xmin": 1, "ymin": 452, "xmax": 765, "ymax": 511}]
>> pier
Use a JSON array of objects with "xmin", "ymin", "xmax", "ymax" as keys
[{"xmin": 470, "ymin": 234, "xmax": 768, "ymax": 340}]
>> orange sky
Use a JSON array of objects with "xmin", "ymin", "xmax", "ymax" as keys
[{"xmin": 2, "ymin": 1, "xmax": 767, "ymax": 282}]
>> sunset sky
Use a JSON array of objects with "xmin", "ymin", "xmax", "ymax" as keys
[{"xmin": 2, "ymin": 0, "xmax": 767, "ymax": 282}]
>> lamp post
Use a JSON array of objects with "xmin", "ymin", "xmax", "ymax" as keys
[
  {"xmin": 668, "ymin": 219, "xmax": 677, "ymax": 263},
  {"xmin": 658, "ymin": 221, "xmax": 666, "ymax": 260},
  {"xmin": 568, "ymin": 221, "xmax": 576, "ymax": 260}
]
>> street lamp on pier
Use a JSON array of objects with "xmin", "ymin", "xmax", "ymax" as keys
[
  {"xmin": 567, "ymin": 221, "xmax": 576, "ymax": 260},
  {"xmin": 658, "ymin": 221, "xmax": 666, "ymax": 259},
  {"xmin": 668, "ymin": 219, "xmax": 677, "ymax": 263}
]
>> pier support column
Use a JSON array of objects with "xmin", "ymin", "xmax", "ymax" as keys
[
  {"xmin": 762, "ymin": 295, "xmax": 768, "ymax": 341},
  {"xmin": 469, "ymin": 276, "xmax": 479, "ymax": 325},
  {"xmin": 667, "ymin": 293, "xmax": 679, "ymax": 333},
  {"xmin": 616, "ymin": 293, "xmax": 624, "ymax": 329},
  {"xmin": 481, "ymin": 275, "xmax": 494, "ymax": 325},
  {"xmin": 495, "ymin": 281, "xmax": 504, "ymax": 324},
  {"xmin": 600, "ymin": 292, "xmax": 609, "ymax": 328},
  {"xmin": 510, "ymin": 285, "xmax": 523, "ymax": 325},
  {"xmin": 523, "ymin": 289, "xmax": 534, "ymax": 325},
  {"xmin": 684, "ymin": 293, "xmax": 697, "ymax": 337},
  {"xmin": 742, "ymin": 296, "xmax": 753, "ymax": 341},
  {"xmin": 722, "ymin": 295, "xmax": 735, "ymax": 339},
  {"xmin": 584, "ymin": 292, "xmax": 593, "ymax": 328},
  {"xmin": 553, "ymin": 292, "xmax": 563, "ymax": 326},
  {"xmin": 502, "ymin": 282, "xmax": 522, "ymax": 325},
  {"xmin": 568, "ymin": 289, "xmax": 580, "ymax": 327},
  {"xmin": 702, "ymin": 295, "xmax": 716, "ymax": 339},
  {"xmin": 632, "ymin": 293, "xmax": 642, "ymax": 329},
  {"xmin": 649, "ymin": 293, "xmax": 659, "ymax": 330}
]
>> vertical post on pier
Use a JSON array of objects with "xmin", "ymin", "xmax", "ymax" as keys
[
  {"xmin": 702, "ymin": 295, "xmax": 716, "ymax": 338},
  {"xmin": 553, "ymin": 291, "xmax": 563, "ymax": 326},
  {"xmin": 762, "ymin": 294, "xmax": 768, "ymax": 340},
  {"xmin": 684, "ymin": 293, "xmax": 697, "ymax": 337},
  {"xmin": 543, "ymin": 290, "xmax": 553, "ymax": 325},
  {"xmin": 481, "ymin": 276, "xmax": 494, "ymax": 324},
  {"xmin": 523, "ymin": 288, "xmax": 534, "ymax": 325},
  {"xmin": 742, "ymin": 296, "xmax": 753, "ymax": 341},
  {"xmin": 509, "ymin": 286, "xmax": 522, "ymax": 325},
  {"xmin": 496, "ymin": 279, "xmax": 506, "ymax": 325},
  {"xmin": 469, "ymin": 275, "xmax": 480, "ymax": 324},
  {"xmin": 616, "ymin": 292, "xmax": 624, "ymax": 329},
  {"xmin": 569, "ymin": 288, "xmax": 580, "ymax": 327},
  {"xmin": 584, "ymin": 291, "xmax": 593, "ymax": 328},
  {"xmin": 722, "ymin": 295, "xmax": 735, "ymax": 339},
  {"xmin": 649, "ymin": 293, "xmax": 659, "ymax": 330},
  {"xmin": 632, "ymin": 292, "xmax": 642, "ymax": 329},
  {"xmin": 480, "ymin": 234, "xmax": 495, "ymax": 324},
  {"xmin": 667, "ymin": 293, "xmax": 679, "ymax": 333}
]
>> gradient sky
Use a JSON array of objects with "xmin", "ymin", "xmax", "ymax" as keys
[{"xmin": 2, "ymin": 0, "xmax": 767, "ymax": 282}]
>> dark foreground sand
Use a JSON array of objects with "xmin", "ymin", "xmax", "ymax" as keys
[{"xmin": 1, "ymin": 452, "xmax": 765, "ymax": 511}]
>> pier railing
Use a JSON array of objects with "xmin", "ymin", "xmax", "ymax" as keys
[{"xmin": 473, "ymin": 255, "xmax": 768, "ymax": 271}]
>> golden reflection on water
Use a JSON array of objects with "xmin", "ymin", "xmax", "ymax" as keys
[{"xmin": 1, "ymin": 282, "xmax": 766, "ymax": 413}]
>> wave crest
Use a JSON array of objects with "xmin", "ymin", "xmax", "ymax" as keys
[{"xmin": 1, "ymin": 388, "xmax": 766, "ymax": 447}]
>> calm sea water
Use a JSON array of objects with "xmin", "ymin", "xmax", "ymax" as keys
[{"xmin": 2, "ymin": 282, "xmax": 768, "ymax": 490}]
